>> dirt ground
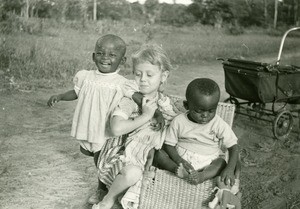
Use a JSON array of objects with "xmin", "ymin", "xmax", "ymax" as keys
[{"xmin": 0, "ymin": 61, "xmax": 300, "ymax": 209}]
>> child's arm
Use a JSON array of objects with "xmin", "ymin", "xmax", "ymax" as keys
[
  {"xmin": 47, "ymin": 90, "xmax": 78, "ymax": 107},
  {"xmin": 153, "ymin": 109, "xmax": 165, "ymax": 131},
  {"xmin": 144, "ymin": 148, "xmax": 155, "ymax": 171},
  {"xmin": 163, "ymin": 144, "xmax": 194, "ymax": 172},
  {"xmin": 132, "ymin": 92, "xmax": 143, "ymax": 105},
  {"xmin": 220, "ymin": 144, "xmax": 239, "ymax": 186},
  {"xmin": 132, "ymin": 92, "xmax": 165, "ymax": 131},
  {"xmin": 110, "ymin": 99, "xmax": 157, "ymax": 136}
]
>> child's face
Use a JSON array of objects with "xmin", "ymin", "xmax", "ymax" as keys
[
  {"xmin": 93, "ymin": 39, "xmax": 126, "ymax": 73},
  {"xmin": 133, "ymin": 62, "xmax": 169, "ymax": 97},
  {"xmin": 186, "ymin": 92, "xmax": 219, "ymax": 124}
]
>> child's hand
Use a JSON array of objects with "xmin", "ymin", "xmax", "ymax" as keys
[
  {"xmin": 142, "ymin": 98, "xmax": 157, "ymax": 118},
  {"xmin": 152, "ymin": 109, "xmax": 165, "ymax": 131},
  {"xmin": 175, "ymin": 158, "xmax": 194, "ymax": 173},
  {"xmin": 220, "ymin": 167, "xmax": 235, "ymax": 186},
  {"xmin": 47, "ymin": 95, "xmax": 61, "ymax": 107},
  {"xmin": 132, "ymin": 92, "xmax": 143, "ymax": 107}
]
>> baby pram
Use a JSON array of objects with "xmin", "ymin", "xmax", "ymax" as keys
[{"xmin": 221, "ymin": 27, "xmax": 300, "ymax": 140}]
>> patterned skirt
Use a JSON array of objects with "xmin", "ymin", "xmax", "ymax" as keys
[{"xmin": 97, "ymin": 135, "xmax": 127, "ymax": 187}]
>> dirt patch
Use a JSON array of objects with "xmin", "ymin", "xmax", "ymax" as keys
[{"xmin": 0, "ymin": 90, "xmax": 97, "ymax": 209}]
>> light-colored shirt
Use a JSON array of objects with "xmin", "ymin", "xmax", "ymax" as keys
[
  {"xmin": 71, "ymin": 69, "xmax": 127, "ymax": 149},
  {"xmin": 165, "ymin": 113, "xmax": 238, "ymax": 155}
]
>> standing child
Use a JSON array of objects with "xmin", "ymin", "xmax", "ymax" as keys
[
  {"xmin": 155, "ymin": 78, "xmax": 239, "ymax": 187},
  {"xmin": 47, "ymin": 34, "xmax": 129, "ymax": 204},
  {"xmin": 93, "ymin": 44, "xmax": 176, "ymax": 209}
]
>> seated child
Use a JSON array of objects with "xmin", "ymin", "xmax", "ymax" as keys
[
  {"xmin": 93, "ymin": 44, "xmax": 177, "ymax": 209},
  {"xmin": 154, "ymin": 78, "xmax": 239, "ymax": 186}
]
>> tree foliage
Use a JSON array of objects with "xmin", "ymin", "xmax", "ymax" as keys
[
  {"xmin": 0, "ymin": 0, "xmax": 299, "ymax": 29},
  {"xmin": 160, "ymin": 3, "xmax": 196, "ymax": 26}
]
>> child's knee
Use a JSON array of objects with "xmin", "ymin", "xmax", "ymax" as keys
[
  {"xmin": 154, "ymin": 149, "xmax": 168, "ymax": 161},
  {"xmin": 121, "ymin": 165, "xmax": 142, "ymax": 184},
  {"xmin": 153, "ymin": 150, "xmax": 165, "ymax": 166},
  {"xmin": 212, "ymin": 158, "xmax": 227, "ymax": 169}
]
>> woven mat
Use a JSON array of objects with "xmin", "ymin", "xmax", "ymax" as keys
[{"xmin": 139, "ymin": 168, "xmax": 216, "ymax": 209}]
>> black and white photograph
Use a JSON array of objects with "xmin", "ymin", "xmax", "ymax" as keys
[{"xmin": 0, "ymin": 0, "xmax": 300, "ymax": 208}]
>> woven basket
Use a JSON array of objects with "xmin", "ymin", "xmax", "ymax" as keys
[
  {"xmin": 140, "ymin": 169, "xmax": 216, "ymax": 209},
  {"xmin": 139, "ymin": 97, "xmax": 236, "ymax": 209}
]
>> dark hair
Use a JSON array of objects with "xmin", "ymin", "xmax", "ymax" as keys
[
  {"xmin": 186, "ymin": 78, "xmax": 220, "ymax": 101},
  {"xmin": 95, "ymin": 34, "xmax": 126, "ymax": 56}
]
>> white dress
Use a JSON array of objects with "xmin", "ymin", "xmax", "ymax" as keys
[{"xmin": 71, "ymin": 69, "xmax": 127, "ymax": 152}]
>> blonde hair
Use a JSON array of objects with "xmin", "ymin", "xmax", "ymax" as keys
[{"xmin": 132, "ymin": 44, "xmax": 173, "ymax": 72}]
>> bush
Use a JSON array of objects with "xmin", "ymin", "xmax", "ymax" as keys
[
  {"xmin": 107, "ymin": 11, "xmax": 122, "ymax": 21},
  {"xmin": 0, "ymin": 13, "xmax": 43, "ymax": 35},
  {"xmin": 0, "ymin": 13, "xmax": 23, "ymax": 34},
  {"xmin": 160, "ymin": 4, "xmax": 196, "ymax": 27},
  {"xmin": 224, "ymin": 24, "xmax": 244, "ymax": 35}
]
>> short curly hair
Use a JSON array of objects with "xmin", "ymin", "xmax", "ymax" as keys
[
  {"xmin": 95, "ymin": 34, "xmax": 126, "ymax": 56},
  {"xmin": 186, "ymin": 78, "xmax": 220, "ymax": 101}
]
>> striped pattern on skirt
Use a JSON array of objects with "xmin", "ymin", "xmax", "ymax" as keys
[{"xmin": 97, "ymin": 135, "xmax": 126, "ymax": 187}]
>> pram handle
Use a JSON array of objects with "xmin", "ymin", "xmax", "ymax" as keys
[{"xmin": 276, "ymin": 27, "xmax": 300, "ymax": 65}]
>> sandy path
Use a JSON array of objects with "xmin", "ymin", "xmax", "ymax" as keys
[{"xmin": 0, "ymin": 91, "xmax": 97, "ymax": 209}]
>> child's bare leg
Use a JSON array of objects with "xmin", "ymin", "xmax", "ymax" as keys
[
  {"xmin": 153, "ymin": 150, "xmax": 178, "ymax": 173},
  {"xmin": 153, "ymin": 150, "xmax": 189, "ymax": 179},
  {"xmin": 92, "ymin": 165, "xmax": 142, "ymax": 209},
  {"xmin": 188, "ymin": 158, "xmax": 226, "ymax": 185}
]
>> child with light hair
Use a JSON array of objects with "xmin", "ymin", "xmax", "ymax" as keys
[{"xmin": 93, "ymin": 44, "xmax": 177, "ymax": 209}]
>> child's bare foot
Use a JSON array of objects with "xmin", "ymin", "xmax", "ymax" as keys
[
  {"xmin": 88, "ymin": 190, "xmax": 101, "ymax": 205},
  {"xmin": 88, "ymin": 189, "xmax": 107, "ymax": 205},
  {"xmin": 176, "ymin": 163, "xmax": 189, "ymax": 179},
  {"xmin": 92, "ymin": 199, "xmax": 114, "ymax": 209},
  {"xmin": 187, "ymin": 170, "xmax": 204, "ymax": 185}
]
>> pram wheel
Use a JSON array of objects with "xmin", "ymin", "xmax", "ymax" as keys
[{"xmin": 273, "ymin": 110, "xmax": 293, "ymax": 140}]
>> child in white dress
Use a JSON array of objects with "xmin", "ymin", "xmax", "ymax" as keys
[
  {"xmin": 93, "ymin": 44, "xmax": 177, "ymax": 209},
  {"xmin": 47, "ymin": 34, "xmax": 133, "ymax": 204}
]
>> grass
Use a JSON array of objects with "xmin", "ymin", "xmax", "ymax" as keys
[{"xmin": 0, "ymin": 19, "xmax": 300, "ymax": 90}]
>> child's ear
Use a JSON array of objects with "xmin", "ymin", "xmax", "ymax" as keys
[
  {"xmin": 183, "ymin": 100, "xmax": 189, "ymax": 110},
  {"xmin": 92, "ymin": 53, "xmax": 95, "ymax": 62},
  {"xmin": 161, "ymin": 70, "xmax": 169, "ymax": 83},
  {"xmin": 121, "ymin": 56, "xmax": 127, "ymax": 65}
]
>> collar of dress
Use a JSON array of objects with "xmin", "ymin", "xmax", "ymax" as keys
[
  {"xmin": 144, "ymin": 92, "xmax": 160, "ymax": 102},
  {"xmin": 95, "ymin": 69, "xmax": 120, "ymax": 76}
]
